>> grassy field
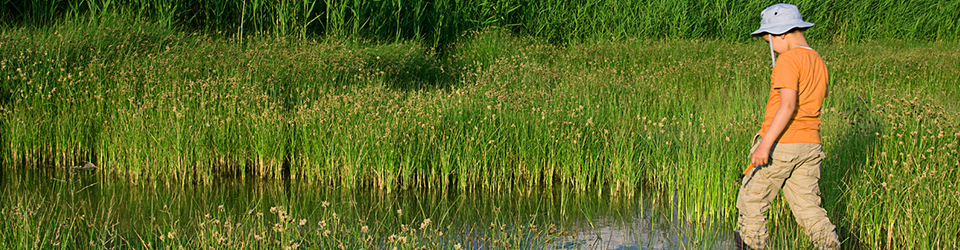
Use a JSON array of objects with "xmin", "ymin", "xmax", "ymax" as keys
[{"xmin": 2, "ymin": 4, "xmax": 960, "ymax": 249}]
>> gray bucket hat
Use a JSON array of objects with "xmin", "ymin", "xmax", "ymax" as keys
[{"xmin": 750, "ymin": 3, "xmax": 814, "ymax": 37}]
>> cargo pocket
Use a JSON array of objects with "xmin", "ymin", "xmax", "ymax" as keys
[
  {"xmin": 744, "ymin": 176, "xmax": 770, "ymax": 198},
  {"xmin": 770, "ymin": 144, "xmax": 799, "ymax": 163},
  {"xmin": 767, "ymin": 145, "xmax": 799, "ymax": 178},
  {"xmin": 807, "ymin": 149, "xmax": 825, "ymax": 182}
]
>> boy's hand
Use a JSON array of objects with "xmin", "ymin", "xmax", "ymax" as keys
[{"xmin": 749, "ymin": 145, "xmax": 771, "ymax": 168}]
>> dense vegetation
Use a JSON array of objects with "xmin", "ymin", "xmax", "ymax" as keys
[
  {"xmin": 2, "ymin": 0, "xmax": 958, "ymax": 46},
  {"xmin": 2, "ymin": 1, "xmax": 959, "ymax": 249}
]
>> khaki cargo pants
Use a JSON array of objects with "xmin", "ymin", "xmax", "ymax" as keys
[{"xmin": 736, "ymin": 134, "xmax": 840, "ymax": 250}]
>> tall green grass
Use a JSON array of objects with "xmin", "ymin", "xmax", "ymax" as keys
[
  {"xmin": 1, "ymin": 0, "xmax": 958, "ymax": 45},
  {"xmin": 1, "ymin": 169, "xmax": 600, "ymax": 249},
  {"xmin": 2, "ymin": 15, "xmax": 960, "ymax": 249}
]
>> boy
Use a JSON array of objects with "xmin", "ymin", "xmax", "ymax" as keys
[{"xmin": 734, "ymin": 4, "xmax": 840, "ymax": 250}]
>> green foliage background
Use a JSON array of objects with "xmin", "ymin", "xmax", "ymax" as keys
[
  {"xmin": 2, "ymin": 1, "xmax": 960, "ymax": 249},
  {"xmin": 2, "ymin": 0, "xmax": 959, "ymax": 45}
]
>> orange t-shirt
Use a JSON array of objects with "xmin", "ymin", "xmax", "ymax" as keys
[{"xmin": 759, "ymin": 47, "xmax": 829, "ymax": 144}]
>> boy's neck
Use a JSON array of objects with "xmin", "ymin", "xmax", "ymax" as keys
[{"xmin": 784, "ymin": 32, "xmax": 810, "ymax": 51}]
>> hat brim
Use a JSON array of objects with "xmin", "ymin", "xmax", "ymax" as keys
[{"xmin": 750, "ymin": 21, "xmax": 815, "ymax": 37}]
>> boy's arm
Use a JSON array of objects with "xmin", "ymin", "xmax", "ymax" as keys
[{"xmin": 750, "ymin": 88, "xmax": 798, "ymax": 167}]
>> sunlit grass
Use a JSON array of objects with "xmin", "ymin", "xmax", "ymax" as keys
[
  {"xmin": 2, "ymin": 15, "xmax": 959, "ymax": 249},
  {"xmin": 2, "ymin": 171, "xmax": 641, "ymax": 249}
]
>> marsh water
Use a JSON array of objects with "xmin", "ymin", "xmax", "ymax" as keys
[{"xmin": 1, "ymin": 167, "xmax": 734, "ymax": 249}]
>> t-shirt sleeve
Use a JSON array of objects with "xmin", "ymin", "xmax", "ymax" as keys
[{"xmin": 771, "ymin": 54, "xmax": 800, "ymax": 91}]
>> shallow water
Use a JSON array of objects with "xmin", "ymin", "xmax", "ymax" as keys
[{"xmin": 0, "ymin": 167, "xmax": 733, "ymax": 249}]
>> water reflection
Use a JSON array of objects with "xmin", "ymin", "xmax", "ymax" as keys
[{"xmin": 0, "ymin": 167, "xmax": 730, "ymax": 249}]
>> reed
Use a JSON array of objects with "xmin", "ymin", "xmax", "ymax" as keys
[
  {"xmin": 2, "ymin": 10, "xmax": 959, "ymax": 249},
  {"xmin": 0, "ymin": 172, "xmax": 595, "ymax": 249},
  {"xmin": 2, "ymin": 0, "xmax": 957, "ymax": 45}
]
